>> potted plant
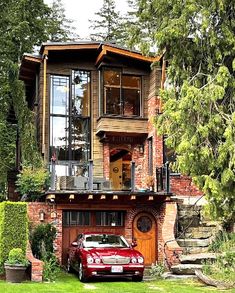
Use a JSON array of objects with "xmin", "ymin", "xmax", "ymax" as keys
[
  {"xmin": 145, "ymin": 175, "xmax": 154, "ymax": 191},
  {"xmin": 4, "ymin": 248, "xmax": 29, "ymax": 283}
]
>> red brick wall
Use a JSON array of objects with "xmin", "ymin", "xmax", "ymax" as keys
[{"xmin": 27, "ymin": 201, "xmax": 179, "ymax": 266}]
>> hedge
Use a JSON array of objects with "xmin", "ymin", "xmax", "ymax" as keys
[{"xmin": 0, "ymin": 202, "xmax": 28, "ymax": 271}]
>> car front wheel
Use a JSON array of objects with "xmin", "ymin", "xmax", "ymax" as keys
[{"xmin": 78, "ymin": 262, "xmax": 87, "ymax": 282}]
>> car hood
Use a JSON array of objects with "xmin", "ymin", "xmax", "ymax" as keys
[{"xmin": 84, "ymin": 247, "xmax": 143, "ymax": 258}]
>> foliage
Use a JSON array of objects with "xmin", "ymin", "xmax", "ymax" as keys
[
  {"xmin": 129, "ymin": 0, "xmax": 235, "ymax": 224},
  {"xmin": 16, "ymin": 166, "xmax": 50, "ymax": 201},
  {"xmin": 0, "ymin": 0, "xmax": 77, "ymax": 194},
  {"xmin": 149, "ymin": 262, "xmax": 165, "ymax": 278},
  {"xmin": 43, "ymin": 253, "xmax": 60, "ymax": 282},
  {"xmin": 5, "ymin": 248, "xmax": 29, "ymax": 267},
  {"xmin": 30, "ymin": 223, "xmax": 56, "ymax": 260},
  {"xmin": 208, "ymin": 231, "xmax": 235, "ymax": 253},
  {"xmin": 203, "ymin": 231, "xmax": 235, "ymax": 283},
  {"xmin": 89, "ymin": 0, "xmax": 126, "ymax": 44},
  {"xmin": 45, "ymin": 0, "xmax": 78, "ymax": 42},
  {"xmin": 0, "ymin": 202, "xmax": 28, "ymax": 271}
]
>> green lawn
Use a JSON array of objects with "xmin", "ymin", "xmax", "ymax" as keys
[{"xmin": 0, "ymin": 271, "xmax": 234, "ymax": 293}]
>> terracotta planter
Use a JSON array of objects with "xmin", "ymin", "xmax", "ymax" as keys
[{"xmin": 4, "ymin": 264, "xmax": 27, "ymax": 283}]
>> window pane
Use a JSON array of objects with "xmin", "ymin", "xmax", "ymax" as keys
[
  {"xmin": 123, "ymin": 89, "xmax": 140, "ymax": 116},
  {"xmin": 71, "ymin": 117, "xmax": 90, "ymax": 162},
  {"xmin": 50, "ymin": 116, "xmax": 69, "ymax": 160},
  {"xmin": 104, "ymin": 69, "xmax": 121, "ymax": 86},
  {"xmin": 62, "ymin": 211, "xmax": 90, "ymax": 226},
  {"xmin": 105, "ymin": 87, "xmax": 121, "ymax": 114},
  {"xmin": 72, "ymin": 71, "xmax": 90, "ymax": 117},
  {"xmin": 122, "ymin": 76, "xmax": 140, "ymax": 88},
  {"xmin": 95, "ymin": 211, "xmax": 124, "ymax": 226},
  {"xmin": 50, "ymin": 76, "xmax": 69, "ymax": 115}
]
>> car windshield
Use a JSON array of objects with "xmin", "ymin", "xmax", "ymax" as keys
[{"xmin": 83, "ymin": 234, "xmax": 129, "ymax": 248}]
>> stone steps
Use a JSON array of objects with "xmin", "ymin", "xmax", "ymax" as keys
[
  {"xmin": 169, "ymin": 203, "xmax": 221, "ymax": 278},
  {"xmin": 171, "ymin": 264, "xmax": 203, "ymax": 275},
  {"xmin": 180, "ymin": 252, "xmax": 217, "ymax": 264},
  {"xmin": 177, "ymin": 238, "xmax": 211, "ymax": 247}
]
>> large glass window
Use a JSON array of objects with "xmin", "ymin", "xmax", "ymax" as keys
[
  {"xmin": 103, "ymin": 68, "xmax": 141, "ymax": 116},
  {"xmin": 50, "ymin": 72, "xmax": 91, "ymax": 176}
]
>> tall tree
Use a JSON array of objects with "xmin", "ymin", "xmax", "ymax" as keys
[
  {"xmin": 89, "ymin": 0, "xmax": 125, "ymax": 44},
  {"xmin": 0, "ymin": 0, "xmax": 77, "ymax": 194},
  {"xmin": 46, "ymin": 0, "xmax": 78, "ymax": 41},
  {"xmin": 130, "ymin": 0, "xmax": 235, "ymax": 225}
]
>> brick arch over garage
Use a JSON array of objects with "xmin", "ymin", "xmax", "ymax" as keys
[{"xmin": 124, "ymin": 204, "xmax": 166, "ymax": 263}]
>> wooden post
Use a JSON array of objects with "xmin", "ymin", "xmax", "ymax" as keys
[
  {"xmin": 88, "ymin": 160, "xmax": 93, "ymax": 191},
  {"xmin": 165, "ymin": 162, "xmax": 170, "ymax": 193},
  {"xmin": 131, "ymin": 161, "xmax": 135, "ymax": 192}
]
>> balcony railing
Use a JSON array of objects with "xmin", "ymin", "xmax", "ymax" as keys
[{"xmin": 49, "ymin": 160, "xmax": 170, "ymax": 193}]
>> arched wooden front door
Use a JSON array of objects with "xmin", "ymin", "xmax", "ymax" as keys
[{"xmin": 133, "ymin": 213, "xmax": 157, "ymax": 265}]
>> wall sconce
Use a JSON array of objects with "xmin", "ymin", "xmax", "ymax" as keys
[
  {"xmin": 138, "ymin": 144, "xmax": 144, "ymax": 154},
  {"xmin": 39, "ymin": 210, "xmax": 45, "ymax": 221},
  {"xmin": 148, "ymin": 195, "xmax": 154, "ymax": 201},
  {"xmin": 100, "ymin": 195, "xmax": 106, "ymax": 200},
  {"xmin": 88, "ymin": 194, "xmax": 93, "ymax": 200},
  {"xmin": 46, "ymin": 194, "xmax": 56, "ymax": 203},
  {"xmin": 130, "ymin": 195, "xmax": 136, "ymax": 200},
  {"xmin": 69, "ymin": 194, "xmax": 75, "ymax": 200},
  {"xmin": 50, "ymin": 210, "xmax": 57, "ymax": 219},
  {"xmin": 113, "ymin": 195, "xmax": 118, "ymax": 200}
]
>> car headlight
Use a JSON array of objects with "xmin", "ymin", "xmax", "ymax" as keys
[
  {"xmin": 87, "ymin": 256, "xmax": 94, "ymax": 264},
  {"xmin": 137, "ymin": 257, "xmax": 144, "ymax": 264},
  {"xmin": 95, "ymin": 258, "xmax": 101, "ymax": 264},
  {"xmin": 131, "ymin": 257, "xmax": 137, "ymax": 263}
]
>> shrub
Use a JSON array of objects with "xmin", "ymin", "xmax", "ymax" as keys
[
  {"xmin": 30, "ymin": 223, "xmax": 56, "ymax": 260},
  {"xmin": 0, "ymin": 202, "xmax": 28, "ymax": 271},
  {"xmin": 6, "ymin": 248, "xmax": 29, "ymax": 266},
  {"xmin": 149, "ymin": 262, "xmax": 165, "ymax": 278},
  {"xmin": 43, "ymin": 253, "xmax": 60, "ymax": 282},
  {"xmin": 16, "ymin": 166, "xmax": 50, "ymax": 201}
]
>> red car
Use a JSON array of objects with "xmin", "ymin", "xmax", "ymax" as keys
[{"xmin": 67, "ymin": 233, "xmax": 144, "ymax": 282}]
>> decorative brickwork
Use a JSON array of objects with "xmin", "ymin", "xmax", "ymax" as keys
[
  {"xmin": 162, "ymin": 202, "xmax": 183, "ymax": 268},
  {"xmin": 26, "ymin": 242, "xmax": 43, "ymax": 282}
]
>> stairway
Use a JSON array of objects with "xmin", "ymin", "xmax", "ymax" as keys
[{"xmin": 165, "ymin": 202, "xmax": 221, "ymax": 279}]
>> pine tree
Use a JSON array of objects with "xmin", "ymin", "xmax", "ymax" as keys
[{"xmin": 89, "ymin": 0, "xmax": 125, "ymax": 44}]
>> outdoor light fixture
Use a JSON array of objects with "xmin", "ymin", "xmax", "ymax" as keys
[
  {"xmin": 69, "ymin": 194, "xmax": 75, "ymax": 200},
  {"xmin": 46, "ymin": 194, "xmax": 56, "ymax": 203},
  {"xmin": 113, "ymin": 195, "xmax": 118, "ymax": 200},
  {"xmin": 148, "ymin": 196, "xmax": 154, "ymax": 201},
  {"xmin": 100, "ymin": 195, "xmax": 106, "ymax": 200},
  {"xmin": 88, "ymin": 194, "xmax": 93, "ymax": 199},
  {"xmin": 50, "ymin": 211, "xmax": 57, "ymax": 219},
  {"xmin": 39, "ymin": 210, "xmax": 45, "ymax": 221},
  {"xmin": 138, "ymin": 144, "xmax": 144, "ymax": 154},
  {"xmin": 130, "ymin": 195, "xmax": 136, "ymax": 200}
]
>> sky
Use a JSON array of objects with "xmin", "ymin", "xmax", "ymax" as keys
[{"xmin": 44, "ymin": 0, "xmax": 129, "ymax": 40}]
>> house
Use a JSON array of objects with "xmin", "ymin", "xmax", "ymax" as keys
[{"xmin": 18, "ymin": 41, "xmax": 203, "ymax": 268}]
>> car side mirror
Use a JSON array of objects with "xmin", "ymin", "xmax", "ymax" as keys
[
  {"xmin": 131, "ymin": 238, "xmax": 137, "ymax": 248},
  {"xmin": 71, "ymin": 241, "xmax": 78, "ymax": 247}
]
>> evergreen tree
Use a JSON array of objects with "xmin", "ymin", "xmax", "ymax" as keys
[
  {"xmin": 130, "ymin": 0, "xmax": 235, "ymax": 225},
  {"xmin": 46, "ymin": 0, "xmax": 78, "ymax": 42},
  {"xmin": 0, "ymin": 0, "xmax": 77, "ymax": 194},
  {"xmin": 89, "ymin": 0, "xmax": 125, "ymax": 44}
]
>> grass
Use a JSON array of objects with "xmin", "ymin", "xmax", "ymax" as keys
[{"xmin": 0, "ymin": 271, "xmax": 235, "ymax": 293}]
